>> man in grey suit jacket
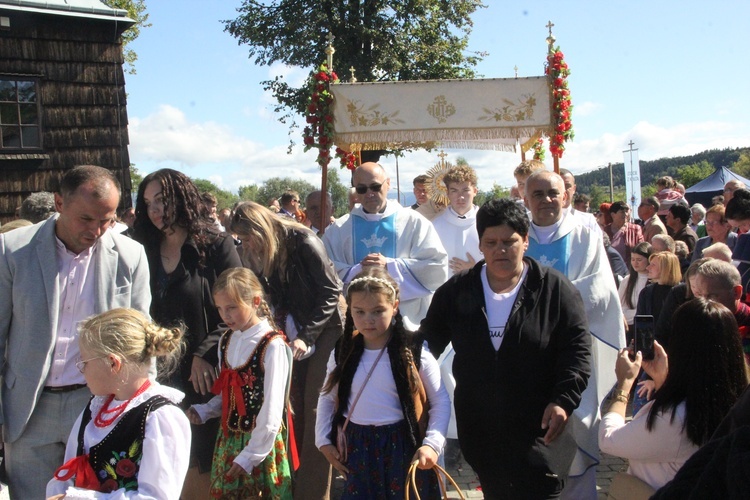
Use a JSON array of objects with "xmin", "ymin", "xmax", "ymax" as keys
[{"xmin": 0, "ymin": 165, "xmax": 151, "ymax": 498}]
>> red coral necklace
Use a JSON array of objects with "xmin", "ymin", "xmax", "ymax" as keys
[{"xmin": 94, "ymin": 380, "xmax": 151, "ymax": 428}]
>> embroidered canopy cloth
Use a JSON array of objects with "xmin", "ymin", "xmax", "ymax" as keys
[{"xmin": 330, "ymin": 76, "xmax": 551, "ymax": 152}]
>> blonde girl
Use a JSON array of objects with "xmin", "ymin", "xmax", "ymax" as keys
[
  {"xmin": 187, "ymin": 268, "xmax": 292, "ymax": 499},
  {"xmin": 46, "ymin": 308, "xmax": 190, "ymax": 499},
  {"xmin": 315, "ymin": 267, "xmax": 450, "ymax": 499}
]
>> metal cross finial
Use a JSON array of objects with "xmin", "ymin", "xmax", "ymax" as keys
[
  {"xmin": 349, "ymin": 66, "xmax": 357, "ymax": 83},
  {"xmin": 437, "ymin": 150, "xmax": 448, "ymax": 166},
  {"xmin": 628, "ymin": 140, "xmax": 635, "ymax": 149},
  {"xmin": 546, "ymin": 21, "xmax": 556, "ymax": 47},
  {"xmin": 325, "ymin": 31, "xmax": 336, "ymax": 71},
  {"xmin": 514, "ymin": 65, "xmax": 518, "ymax": 78}
]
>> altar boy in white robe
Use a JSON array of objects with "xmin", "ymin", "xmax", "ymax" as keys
[
  {"xmin": 523, "ymin": 170, "xmax": 626, "ymax": 500},
  {"xmin": 431, "ymin": 165, "xmax": 483, "ymax": 277},
  {"xmin": 323, "ymin": 162, "xmax": 448, "ymax": 328}
]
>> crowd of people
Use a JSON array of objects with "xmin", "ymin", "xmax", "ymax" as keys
[{"xmin": 0, "ymin": 163, "xmax": 749, "ymax": 500}]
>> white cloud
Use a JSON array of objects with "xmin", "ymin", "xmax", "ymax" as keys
[
  {"xmin": 574, "ymin": 101, "xmax": 601, "ymax": 117},
  {"xmin": 128, "ymin": 108, "xmax": 750, "ymax": 196},
  {"xmin": 129, "ymin": 105, "xmax": 264, "ymax": 166}
]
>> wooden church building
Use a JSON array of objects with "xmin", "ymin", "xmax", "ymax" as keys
[{"xmin": 0, "ymin": 0, "xmax": 134, "ymax": 223}]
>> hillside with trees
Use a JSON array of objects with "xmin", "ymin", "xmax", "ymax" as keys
[{"xmin": 574, "ymin": 146, "xmax": 750, "ymax": 208}]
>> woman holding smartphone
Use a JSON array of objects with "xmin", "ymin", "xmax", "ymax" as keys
[{"xmin": 599, "ymin": 298, "xmax": 748, "ymax": 490}]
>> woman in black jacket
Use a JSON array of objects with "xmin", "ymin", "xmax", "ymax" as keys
[
  {"xmin": 231, "ymin": 201, "xmax": 343, "ymax": 500},
  {"xmin": 133, "ymin": 169, "xmax": 241, "ymax": 498},
  {"xmin": 421, "ymin": 199, "xmax": 591, "ymax": 499}
]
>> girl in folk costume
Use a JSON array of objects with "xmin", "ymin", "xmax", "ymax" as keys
[
  {"xmin": 187, "ymin": 268, "xmax": 292, "ymax": 499},
  {"xmin": 316, "ymin": 267, "xmax": 451, "ymax": 499},
  {"xmin": 46, "ymin": 309, "xmax": 191, "ymax": 499}
]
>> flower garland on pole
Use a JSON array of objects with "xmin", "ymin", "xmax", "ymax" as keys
[
  {"xmin": 532, "ymin": 137, "xmax": 546, "ymax": 162},
  {"xmin": 302, "ymin": 63, "xmax": 358, "ymax": 172},
  {"xmin": 545, "ymin": 45, "xmax": 573, "ymax": 158}
]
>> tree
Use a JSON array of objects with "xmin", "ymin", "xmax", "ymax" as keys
[
  {"xmin": 256, "ymin": 177, "xmax": 317, "ymax": 207},
  {"xmin": 103, "ymin": 0, "xmax": 151, "ymax": 74},
  {"xmin": 326, "ymin": 168, "xmax": 350, "ymax": 217},
  {"xmin": 129, "ymin": 164, "xmax": 143, "ymax": 193},
  {"xmin": 237, "ymin": 184, "xmax": 259, "ymax": 202},
  {"xmin": 475, "ymin": 183, "xmax": 511, "ymax": 207},
  {"xmin": 677, "ymin": 160, "xmax": 714, "ymax": 188},
  {"xmin": 224, "ymin": 0, "xmax": 486, "ymax": 132},
  {"xmin": 732, "ymin": 152, "xmax": 750, "ymax": 179},
  {"xmin": 192, "ymin": 179, "xmax": 239, "ymax": 210}
]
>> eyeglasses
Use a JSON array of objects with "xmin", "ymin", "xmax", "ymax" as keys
[
  {"xmin": 355, "ymin": 183, "xmax": 384, "ymax": 195},
  {"xmin": 75, "ymin": 356, "xmax": 106, "ymax": 373},
  {"xmin": 232, "ymin": 209, "xmax": 251, "ymax": 225}
]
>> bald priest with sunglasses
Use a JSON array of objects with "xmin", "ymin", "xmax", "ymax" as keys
[{"xmin": 323, "ymin": 162, "xmax": 448, "ymax": 328}]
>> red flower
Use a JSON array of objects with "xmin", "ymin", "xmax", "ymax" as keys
[
  {"xmin": 303, "ymin": 136, "xmax": 314, "ymax": 146},
  {"xmin": 316, "ymin": 72, "xmax": 329, "ymax": 82},
  {"xmin": 101, "ymin": 479, "xmax": 119, "ymax": 492},
  {"xmin": 115, "ymin": 458, "xmax": 137, "ymax": 478}
]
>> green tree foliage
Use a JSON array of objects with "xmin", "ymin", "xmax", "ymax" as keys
[
  {"xmin": 237, "ymin": 184, "xmax": 259, "ymax": 202},
  {"xmin": 575, "ymin": 147, "xmax": 750, "ymax": 198},
  {"xmin": 587, "ymin": 184, "xmax": 610, "ymax": 209},
  {"xmin": 192, "ymin": 179, "xmax": 239, "ymax": 210},
  {"xmin": 103, "ymin": 0, "xmax": 151, "ymax": 74},
  {"xmin": 732, "ymin": 152, "xmax": 750, "ymax": 179},
  {"xmin": 475, "ymin": 183, "xmax": 511, "ymax": 207},
  {"xmin": 129, "ymin": 164, "xmax": 143, "ymax": 193},
  {"xmin": 677, "ymin": 160, "xmax": 715, "ymax": 188},
  {"xmin": 224, "ymin": 0, "xmax": 486, "ymax": 130},
  {"xmin": 326, "ymin": 168, "xmax": 350, "ymax": 218},
  {"xmin": 256, "ymin": 177, "xmax": 317, "ymax": 207}
]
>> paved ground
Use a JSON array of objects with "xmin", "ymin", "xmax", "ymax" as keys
[
  {"xmin": 329, "ymin": 452, "xmax": 629, "ymax": 499},
  {"xmin": 0, "ymin": 453, "xmax": 627, "ymax": 499}
]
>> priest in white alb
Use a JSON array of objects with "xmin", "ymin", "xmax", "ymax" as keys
[
  {"xmin": 431, "ymin": 164, "xmax": 483, "ymax": 277},
  {"xmin": 323, "ymin": 162, "xmax": 448, "ymax": 328},
  {"xmin": 523, "ymin": 170, "xmax": 626, "ymax": 500}
]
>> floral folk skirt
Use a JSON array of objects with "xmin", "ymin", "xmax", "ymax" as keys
[
  {"xmin": 209, "ymin": 426, "xmax": 292, "ymax": 499},
  {"xmin": 342, "ymin": 420, "xmax": 440, "ymax": 499}
]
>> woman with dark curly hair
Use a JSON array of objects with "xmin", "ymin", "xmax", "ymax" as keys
[{"xmin": 133, "ymin": 168, "xmax": 241, "ymax": 498}]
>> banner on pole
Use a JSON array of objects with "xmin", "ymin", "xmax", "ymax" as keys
[
  {"xmin": 623, "ymin": 148, "xmax": 642, "ymax": 215},
  {"xmin": 330, "ymin": 77, "xmax": 552, "ymax": 152}
]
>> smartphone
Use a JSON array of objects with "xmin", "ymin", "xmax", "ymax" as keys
[{"xmin": 634, "ymin": 315, "xmax": 655, "ymax": 360}]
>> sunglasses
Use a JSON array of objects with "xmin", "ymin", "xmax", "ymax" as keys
[{"xmin": 355, "ymin": 183, "xmax": 384, "ymax": 195}]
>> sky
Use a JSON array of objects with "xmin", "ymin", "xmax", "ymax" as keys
[{"xmin": 124, "ymin": 1, "xmax": 750, "ymax": 203}]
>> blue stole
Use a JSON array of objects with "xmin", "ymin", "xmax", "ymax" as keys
[
  {"xmin": 352, "ymin": 213, "xmax": 397, "ymax": 262},
  {"xmin": 526, "ymin": 233, "xmax": 571, "ymax": 275}
]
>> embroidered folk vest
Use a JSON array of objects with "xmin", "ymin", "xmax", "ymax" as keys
[
  {"xmin": 217, "ymin": 330, "xmax": 285, "ymax": 433},
  {"xmin": 76, "ymin": 395, "xmax": 172, "ymax": 493}
]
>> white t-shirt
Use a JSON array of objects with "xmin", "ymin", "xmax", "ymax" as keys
[{"xmin": 480, "ymin": 263, "xmax": 528, "ymax": 350}]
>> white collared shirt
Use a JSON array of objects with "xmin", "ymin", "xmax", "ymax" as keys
[{"xmin": 47, "ymin": 237, "xmax": 98, "ymax": 387}]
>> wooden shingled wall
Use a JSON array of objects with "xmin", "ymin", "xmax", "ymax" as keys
[{"xmin": 0, "ymin": 9, "xmax": 132, "ymax": 223}]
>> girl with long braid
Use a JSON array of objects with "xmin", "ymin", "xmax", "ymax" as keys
[
  {"xmin": 187, "ymin": 268, "xmax": 293, "ymax": 498},
  {"xmin": 316, "ymin": 267, "xmax": 450, "ymax": 498}
]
